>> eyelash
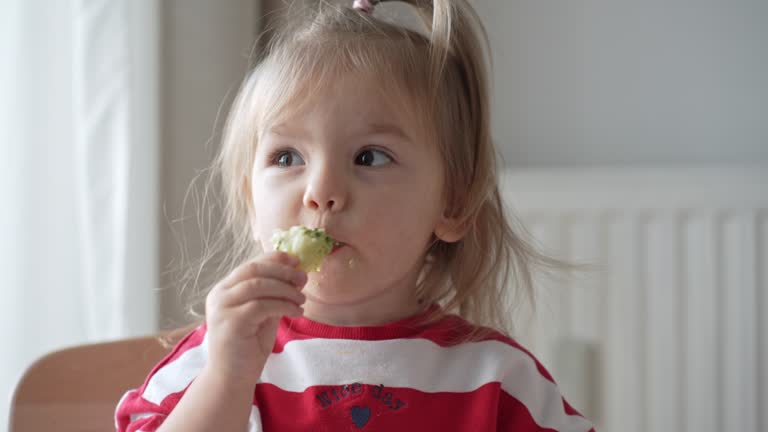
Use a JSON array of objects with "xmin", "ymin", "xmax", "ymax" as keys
[
  {"xmin": 267, "ymin": 147, "xmax": 395, "ymax": 167},
  {"xmin": 268, "ymin": 148, "xmax": 303, "ymax": 167},
  {"xmin": 355, "ymin": 147, "xmax": 395, "ymax": 166}
]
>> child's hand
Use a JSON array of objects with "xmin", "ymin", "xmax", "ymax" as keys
[{"xmin": 203, "ymin": 251, "xmax": 307, "ymax": 384}]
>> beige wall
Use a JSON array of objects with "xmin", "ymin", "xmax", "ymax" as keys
[{"xmin": 158, "ymin": 0, "xmax": 261, "ymax": 329}]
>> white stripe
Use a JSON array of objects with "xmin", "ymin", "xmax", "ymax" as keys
[
  {"xmin": 261, "ymin": 338, "xmax": 593, "ymax": 432},
  {"xmin": 142, "ymin": 331, "xmax": 209, "ymax": 405},
  {"xmin": 247, "ymin": 406, "xmax": 263, "ymax": 432}
]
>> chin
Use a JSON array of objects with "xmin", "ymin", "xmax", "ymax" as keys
[
  {"xmin": 305, "ymin": 274, "xmax": 353, "ymax": 301},
  {"xmin": 303, "ymin": 274, "xmax": 382, "ymax": 307}
]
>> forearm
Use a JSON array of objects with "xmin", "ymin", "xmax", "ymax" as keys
[{"xmin": 156, "ymin": 366, "xmax": 256, "ymax": 432}]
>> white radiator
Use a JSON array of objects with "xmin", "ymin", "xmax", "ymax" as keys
[{"xmin": 499, "ymin": 165, "xmax": 767, "ymax": 432}]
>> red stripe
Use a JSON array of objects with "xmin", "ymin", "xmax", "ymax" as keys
[
  {"xmin": 499, "ymin": 389, "xmax": 558, "ymax": 431},
  {"xmin": 563, "ymin": 397, "xmax": 587, "ymax": 418}
]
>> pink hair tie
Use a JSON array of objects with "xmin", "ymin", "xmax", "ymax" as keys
[{"xmin": 353, "ymin": 0, "xmax": 378, "ymax": 14}]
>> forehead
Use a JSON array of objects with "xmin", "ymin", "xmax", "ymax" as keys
[
  {"xmin": 253, "ymin": 68, "xmax": 446, "ymax": 186},
  {"xmin": 256, "ymin": 55, "xmax": 432, "ymax": 143},
  {"xmin": 273, "ymin": 74, "xmax": 411, "ymax": 128},
  {"xmin": 280, "ymin": 73, "xmax": 397, "ymax": 114}
]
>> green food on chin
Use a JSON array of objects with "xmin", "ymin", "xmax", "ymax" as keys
[{"xmin": 271, "ymin": 225, "xmax": 335, "ymax": 272}]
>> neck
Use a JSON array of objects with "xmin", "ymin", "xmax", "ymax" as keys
[{"xmin": 301, "ymin": 280, "xmax": 424, "ymax": 327}]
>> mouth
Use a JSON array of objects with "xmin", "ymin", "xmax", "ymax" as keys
[{"xmin": 330, "ymin": 241, "xmax": 346, "ymax": 254}]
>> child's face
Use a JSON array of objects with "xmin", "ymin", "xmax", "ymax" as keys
[{"xmin": 249, "ymin": 74, "xmax": 452, "ymax": 320}]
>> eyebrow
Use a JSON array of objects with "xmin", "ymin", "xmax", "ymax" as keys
[
  {"xmin": 269, "ymin": 123, "xmax": 412, "ymax": 142},
  {"xmin": 357, "ymin": 123, "xmax": 412, "ymax": 142},
  {"xmin": 269, "ymin": 124, "xmax": 310, "ymax": 139}
]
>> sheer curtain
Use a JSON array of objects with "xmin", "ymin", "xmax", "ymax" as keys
[{"xmin": 0, "ymin": 0, "xmax": 159, "ymax": 427}]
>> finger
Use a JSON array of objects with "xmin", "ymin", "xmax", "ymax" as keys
[
  {"xmin": 222, "ymin": 278, "xmax": 306, "ymax": 308},
  {"xmin": 221, "ymin": 259, "xmax": 306, "ymax": 289},
  {"xmin": 234, "ymin": 298, "xmax": 304, "ymax": 325},
  {"xmin": 263, "ymin": 250, "xmax": 301, "ymax": 267}
]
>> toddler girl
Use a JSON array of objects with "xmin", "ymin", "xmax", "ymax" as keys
[{"xmin": 116, "ymin": 0, "xmax": 596, "ymax": 430}]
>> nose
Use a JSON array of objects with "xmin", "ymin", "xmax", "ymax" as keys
[{"xmin": 302, "ymin": 163, "xmax": 347, "ymax": 213}]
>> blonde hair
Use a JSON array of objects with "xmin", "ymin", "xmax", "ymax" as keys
[{"xmin": 168, "ymin": 0, "xmax": 579, "ymax": 344}]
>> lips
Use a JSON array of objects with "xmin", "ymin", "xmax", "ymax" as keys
[{"xmin": 330, "ymin": 241, "xmax": 346, "ymax": 254}]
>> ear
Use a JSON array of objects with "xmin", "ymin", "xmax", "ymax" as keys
[{"xmin": 434, "ymin": 214, "xmax": 468, "ymax": 243}]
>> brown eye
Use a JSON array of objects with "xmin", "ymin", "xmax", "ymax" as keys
[{"xmin": 355, "ymin": 149, "xmax": 392, "ymax": 167}]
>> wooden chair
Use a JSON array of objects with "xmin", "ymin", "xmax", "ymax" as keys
[{"xmin": 8, "ymin": 326, "xmax": 193, "ymax": 432}]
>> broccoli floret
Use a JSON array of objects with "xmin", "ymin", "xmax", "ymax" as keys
[{"xmin": 271, "ymin": 226, "xmax": 335, "ymax": 272}]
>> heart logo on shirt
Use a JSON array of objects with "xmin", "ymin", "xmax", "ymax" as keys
[{"xmin": 350, "ymin": 406, "xmax": 371, "ymax": 428}]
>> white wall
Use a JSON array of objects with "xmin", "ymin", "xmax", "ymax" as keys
[
  {"xmin": 472, "ymin": 0, "xmax": 768, "ymax": 167},
  {"xmin": 501, "ymin": 166, "xmax": 768, "ymax": 431}
]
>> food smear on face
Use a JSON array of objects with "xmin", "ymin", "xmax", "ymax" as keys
[{"xmin": 271, "ymin": 225, "xmax": 335, "ymax": 272}]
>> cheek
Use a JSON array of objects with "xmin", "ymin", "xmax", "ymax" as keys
[
  {"xmin": 363, "ymin": 190, "xmax": 441, "ymax": 253},
  {"xmin": 364, "ymin": 219, "xmax": 433, "ymax": 279},
  {"xmin": 249, "ymin": 181, "xmax": 292, "ymax": 248}
]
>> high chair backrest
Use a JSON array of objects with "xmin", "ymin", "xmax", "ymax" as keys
[{"xmin": 8, "ymin": 328, "xmax": 186, "ymax": 432}]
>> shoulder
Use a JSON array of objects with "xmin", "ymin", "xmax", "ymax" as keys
[
  {"xmin": 115, "ymin": 324, "xmax": 208, "ymax": 431},
  {"xmin": 420, "ymin": 314, "xmax": 596, "ymax": 431},
  {"xmin": 129, "ymin": 323, "xmax": 209, "ymax": 405},
  {"xmin": 419, "ymin": 313, "xmax": 556, "ymax": 380}
]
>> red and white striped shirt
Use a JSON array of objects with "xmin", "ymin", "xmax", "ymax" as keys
[{"xmin": 115, "ymin": 307, "xmax": 595, "ymax": 431}]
